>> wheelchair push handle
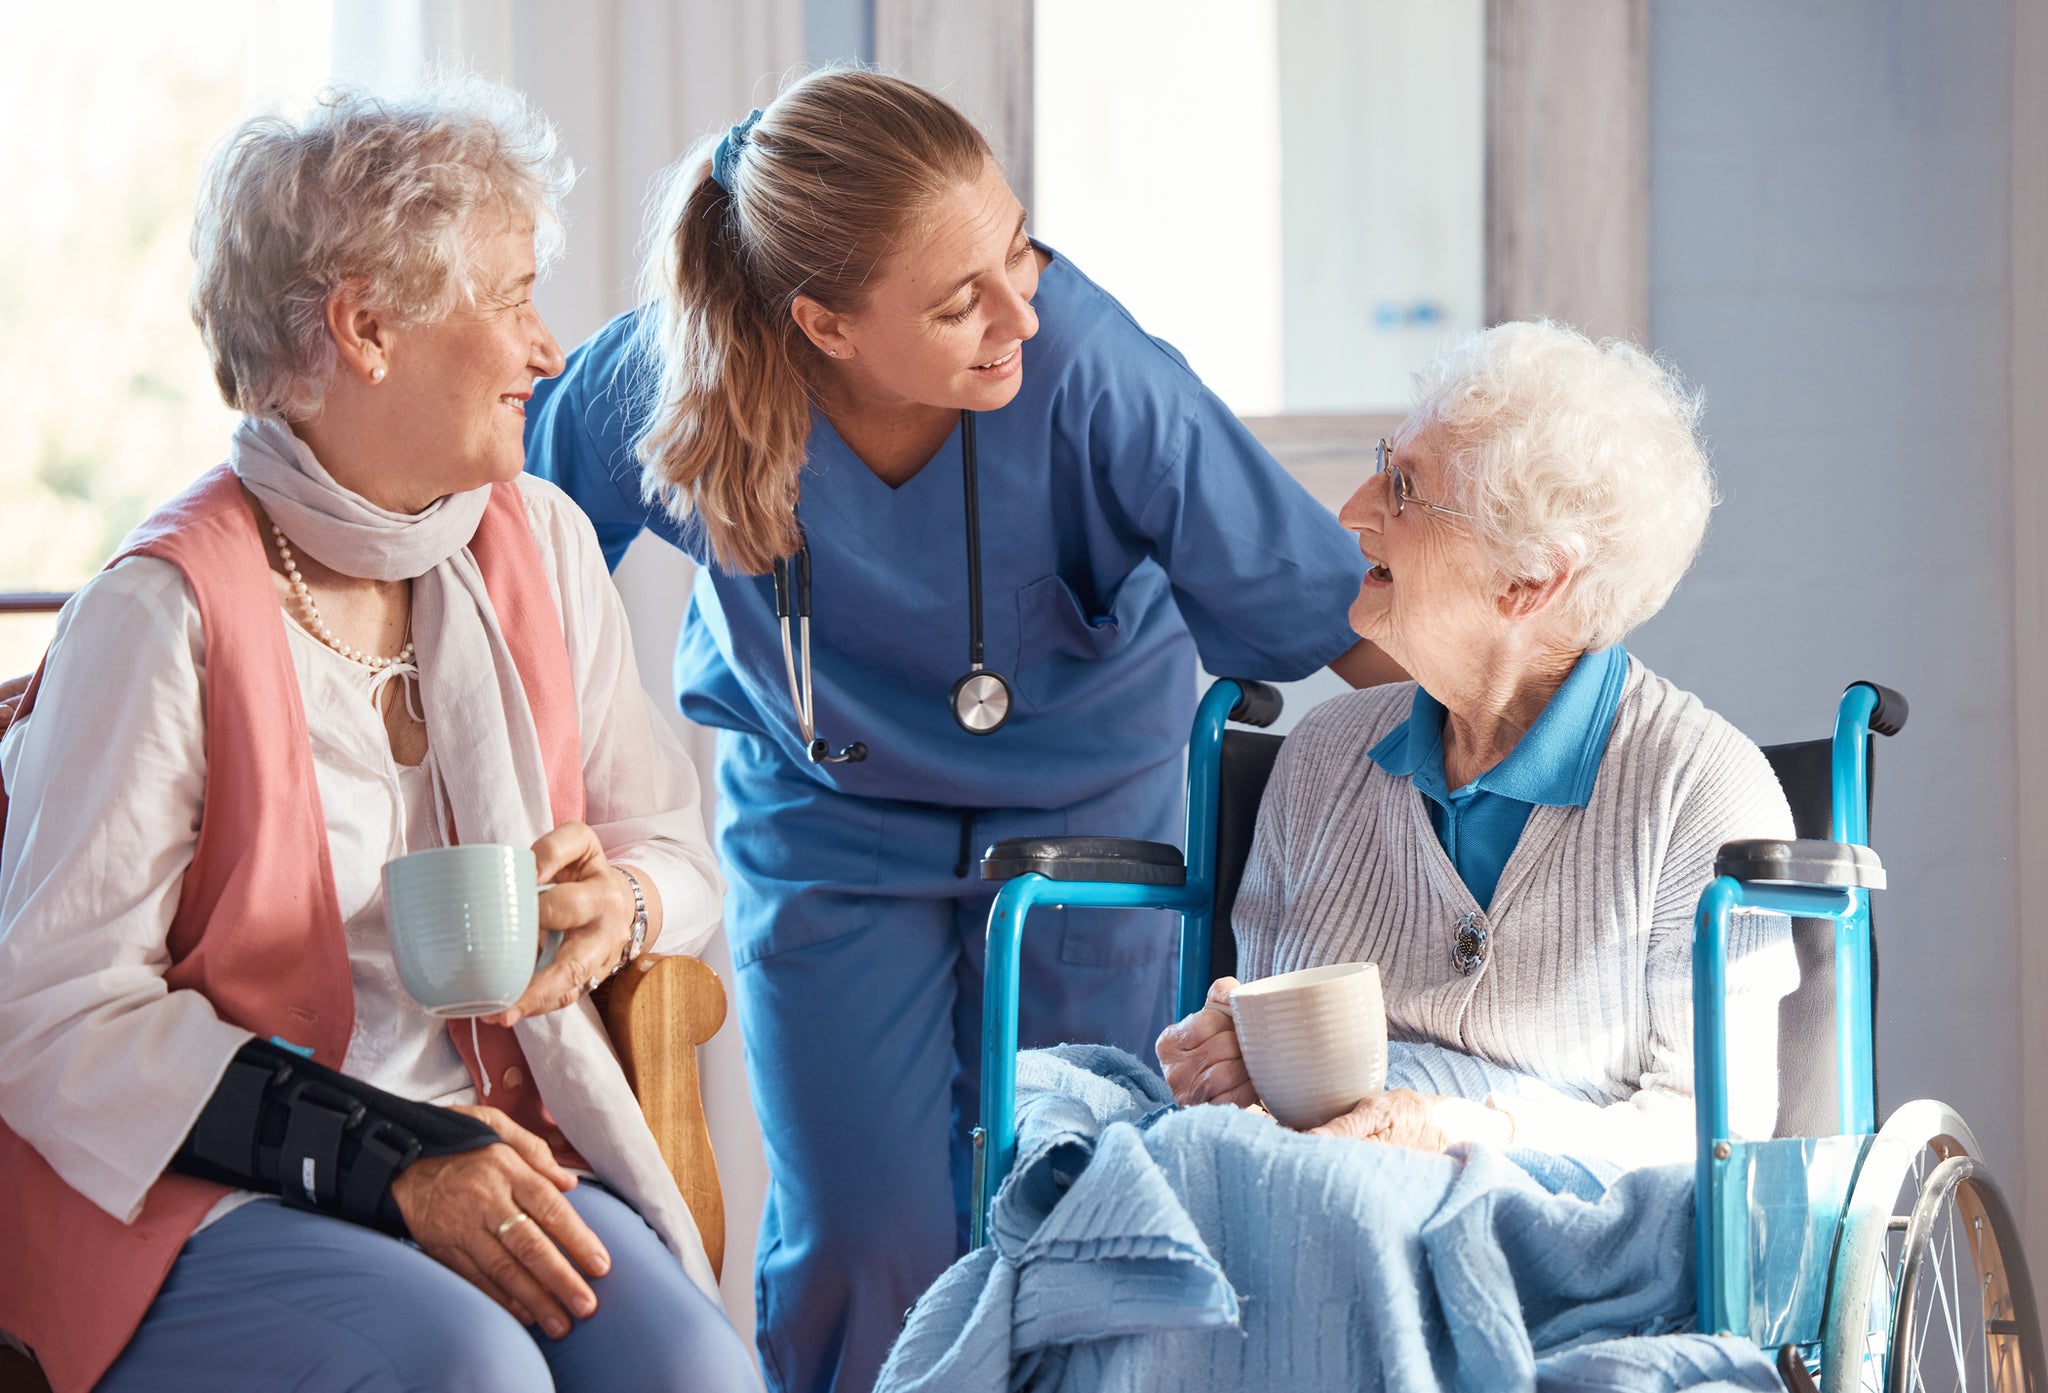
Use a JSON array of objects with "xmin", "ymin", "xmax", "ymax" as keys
[
  {"xmin": 1850, "ymin": 679, "xmax": 1907, "ymax": 738},
  {"xmin": 1832, "ymin": 681, "xmax": 1901, "ymax": 849},
  {"xmin": 1223, "ymin": 678, "xmax": 1284, "ymax": 729}
]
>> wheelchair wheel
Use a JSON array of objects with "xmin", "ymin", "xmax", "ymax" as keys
[
  {"xmin": 1823, "ymin": 1101, "xmax": 1983, "ymax": 1393},
  {"xmin": 1885, "ymin": 1156, "xmax": 2044, "ymax": 1392}
]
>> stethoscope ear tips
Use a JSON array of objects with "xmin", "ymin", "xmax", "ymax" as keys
[{"xmin": 807, "ymin": 738, "xmax": 869, "ymax": 765}]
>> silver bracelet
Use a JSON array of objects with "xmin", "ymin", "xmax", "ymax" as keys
[{"xmin": 610, "ymin": 866, "xmax": 648, "ymax": 978}]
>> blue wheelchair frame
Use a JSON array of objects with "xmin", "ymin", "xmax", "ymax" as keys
[
  {"xmin": 1689, "ymin": 681, "xmax": 1885, "ymax": 1346},
  {"xmin": 971, "ymin": 679, "xmax": 1244, "ymax": 1248},
  {"xmin": 968, "ymin": 678, "xmax": 1921, "ymax": 1363}
]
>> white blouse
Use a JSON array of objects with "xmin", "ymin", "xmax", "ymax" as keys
[{"xmin": 0, "ymin": 475, "xmax": 725, "ymax": 1226}]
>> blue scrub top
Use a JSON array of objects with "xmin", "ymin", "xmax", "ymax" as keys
[
  {"xmin": 1367, "ymin": 646, "xmax": 1630, "ymax": 908},
  {"xmin": 525, "ymin": 246, "xmax": 1368, "ymax": 810}
]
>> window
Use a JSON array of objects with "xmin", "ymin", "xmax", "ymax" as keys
[
  {"xmin": 1032, "ymin": 0, "xmax": 1484, "ymax": 418},
  {"xmin": 0, "ymin": 2, "xmax": 334, "ymax": 675}
]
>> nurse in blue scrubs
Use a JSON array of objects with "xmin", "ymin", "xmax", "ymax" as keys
[{"xmin": 526, "ymin": 69, "xmax": 1393, "ymax": 1393}]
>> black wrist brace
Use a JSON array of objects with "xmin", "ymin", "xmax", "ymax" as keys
[{"xmin": 170, "ymin": 1038, "xmax": 499, "ymax": 1236}]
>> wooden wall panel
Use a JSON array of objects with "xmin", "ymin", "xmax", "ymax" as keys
[
  {"xmin": 874, "ymin": 0, "xmax": 1035, "ymax": 210},
  {"xmin": 1486, "ymin": 0, "xmax": 1649, "ymax": 343}
]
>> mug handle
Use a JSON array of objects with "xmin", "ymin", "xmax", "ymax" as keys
[{"xmin": 532, "ymin": 881, "xmax": 562, "ymax": 972}]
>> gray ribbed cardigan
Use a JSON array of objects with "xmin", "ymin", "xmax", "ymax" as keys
[{"xmin": 1233, "ymin": 657, "xmax": 1799, "ymax": 1167}]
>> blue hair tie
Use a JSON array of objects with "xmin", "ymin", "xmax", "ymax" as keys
[{"xmin": 711, "ymin": 109, "xmax": 764, "ymax": 192}]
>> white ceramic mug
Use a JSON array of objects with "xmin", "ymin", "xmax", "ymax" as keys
[
  {"xmin": 1230, "ymin": 962, "xmax": 1388, "ymax": 1130},
  {"xmin": 382, "ymin": 845, "xmax": 562, "ymax": 1018}
]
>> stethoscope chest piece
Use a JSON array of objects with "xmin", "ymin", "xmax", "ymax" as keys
[{"xmin": 950, "ymin": 667, "xmax": 1012, "ymax": 735}]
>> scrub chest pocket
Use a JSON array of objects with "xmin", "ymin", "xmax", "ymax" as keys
[{"xmin": 1015, "ymin": 573, "xmax": 1128, "ymax": 713}]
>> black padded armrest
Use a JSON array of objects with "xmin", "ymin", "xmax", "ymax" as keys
[
  {"xmin": 981, "ymin": 836, "xmax": 1187, "ymax": 886},
  {"xmin": 1715, "ymin": 838, "xmax": 1886, "ymax": 891}
]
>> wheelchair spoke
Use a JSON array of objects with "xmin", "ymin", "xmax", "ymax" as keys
[
  {"xmin": 1930, "ymin": 1209, "xmax": 1959, "ymax": 1384},
  {"xmin": 1868, "ymin": 1195, "xmax": 1910, "ymax": 1392},
  {"xmin": 1941, "ymin": 1199, "xmax": 1967, "ymax": 1388},
  {"xmin": 1921, "ymin": 1198, "xmax": 1972, "ymax": 1392},
  {"xmin": 1909, "ymin": 1236, "xmax": 1933, "ymax": 1381},
  {"xmin": 1909, "ymin": 1231, "xmax": 1937, "ymax": 1387},
  {"xmin": 1905, "ymin": 1165, "xmax": 1938, "ymax": 1389}
]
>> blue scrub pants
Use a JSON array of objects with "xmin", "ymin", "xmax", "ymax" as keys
[
  {"xmin": 97, "ymin": 1182, "xmax": 757, "ymax": 1392},
  {"xmin": 716, "ymin": 733, "xmax": 1183, "ymax": 1393}
]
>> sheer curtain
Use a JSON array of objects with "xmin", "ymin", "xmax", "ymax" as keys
[{"xmin": 332, "ymin": 0, "xmax": 804, "ymax": 1341}]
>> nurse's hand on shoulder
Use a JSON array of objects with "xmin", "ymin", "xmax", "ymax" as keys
[
  {"xmin": 482, "ymin": 822, "xmax": 643, "ymax": 1028},
  {"xmin": 391, "ymin": 1102, "xmax": 610, "ymax": 1339},
  {"xmin": 1328, "ymin": 639, "xmax": 1410, "ymax": 689},
  {"xmin": 1157, "ymin": 976, "xmax": 1260, "ymax": 1110},
  {"xmin": 0, "ymin": 673, "xmax": 27, "ymax": 738}
]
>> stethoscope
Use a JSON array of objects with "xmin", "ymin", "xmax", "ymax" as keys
[{"xmin": 771, "ymin": 409, "xmax": 1014, "ymax": 765}]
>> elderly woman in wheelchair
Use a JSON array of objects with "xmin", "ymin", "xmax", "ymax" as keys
[
  {"xmin": 1156, "ymin": 319, "xmax": 1797, "ymax": 1169},
  {"xmin": 886, "ymin": 321, "xmax": 2045, "ymax": 1393}
]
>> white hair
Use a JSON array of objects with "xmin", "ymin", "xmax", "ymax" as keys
[
  {"xmin": 189, "ymin": 74, "xmax": 574, "ymax": 420},
  {"xmin": 1413, "ymin": 320, "xmax": 1715, "ymax": 651}
]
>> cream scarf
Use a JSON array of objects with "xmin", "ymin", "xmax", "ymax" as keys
[{"xmin": 230, "ymin": 415, "xmax": 551, "ymax": 852}]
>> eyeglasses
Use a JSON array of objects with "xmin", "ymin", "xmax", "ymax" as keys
[{"xmin": 1375, "ymin": 438, "xmax": 1471, "ymax": 520}]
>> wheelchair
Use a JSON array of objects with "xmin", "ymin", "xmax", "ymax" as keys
[{"xmin": 969, "ymin": 677, "xmax": 2046, "ymax": 1393}]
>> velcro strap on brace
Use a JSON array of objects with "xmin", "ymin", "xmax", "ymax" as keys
[
  {"xmin": 189, "ymin": 1053, "xmax": 290, "ymax": 1176},
  {"xmin": 172, "ymin": 1038, "xmax": 498, "ymax": 1236},
  {"xmin": 343, "ymin": 1122, "xmax": 423, "ymax": 1232},
  {"xmin": 276, "ymin": 1078, "xmax": 364, "ymax": 1214}
]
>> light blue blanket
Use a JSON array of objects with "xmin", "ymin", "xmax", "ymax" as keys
[{"xmin": 877, "ymin": 1045, "xmax": 1780, "ymax": 1393}]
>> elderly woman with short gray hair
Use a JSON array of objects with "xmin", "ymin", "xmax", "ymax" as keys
[
  {"xmin": 0, "ymin": 81, "xmax": 754, "ymax": 1391},
  {"xmin": 1158, "ymin": 321, "xmax": 1798, "ymax": 1169}
]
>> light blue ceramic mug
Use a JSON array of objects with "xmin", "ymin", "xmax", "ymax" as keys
[{"xmin": 382, "ymin": 844, "xmax": 562, "ymax": 1018}]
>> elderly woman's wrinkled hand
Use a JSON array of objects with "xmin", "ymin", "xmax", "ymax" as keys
[
  {"xmin": 482, "ymin": 822, "xmax": 635, "ymax": 1027},
  {"xmin": 390, "ymin": 1103, "xmax": 608, "ymax": 1338},
  {"xmin": 1156, "ymin": 976, "xmax": 1262, "ymax": 1110},
  {"xmin": 1309, "ymin": 1089, "xmax": 1513, "ymax": 1151},
  {"xmin": 1310, "ymin": 1088, "xmax": 1445, "ymax": 1149}
]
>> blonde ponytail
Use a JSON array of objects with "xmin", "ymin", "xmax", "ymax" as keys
[{"xmin": 634, "ymin": 70, "xmax": 991, "ymax": 575}]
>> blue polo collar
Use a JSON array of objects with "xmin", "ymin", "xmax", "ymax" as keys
[{"xmin": 1368, "ymin": 646, "xmax": 1629, "ymax": 807}]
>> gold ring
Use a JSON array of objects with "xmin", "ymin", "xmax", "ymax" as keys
[{"xmin": 496, "ymin": 1210, "xmax": 533, "ymax": 1239}]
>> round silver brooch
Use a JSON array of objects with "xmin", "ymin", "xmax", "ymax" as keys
[{"xmin": 1452, "ymin": 911, "xmax": 1488, "ymax": 976}]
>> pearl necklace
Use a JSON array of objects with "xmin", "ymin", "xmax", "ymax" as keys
[{"xmin": 269, "ymin": 524, "xmax": 416, "ymax": 671}]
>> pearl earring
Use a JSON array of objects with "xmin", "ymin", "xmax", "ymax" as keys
[
  {"xmin": 370, "ymin": 366, "xmax": 386, "ymax": 383},
  {"xmin": 825, "ymin": 349, "xmax": 838, "ymax": 358}
]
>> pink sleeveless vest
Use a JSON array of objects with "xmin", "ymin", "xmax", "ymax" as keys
[{"xmin": 0, "ymin": 465, "xmax": 587, "ymax": 1392}]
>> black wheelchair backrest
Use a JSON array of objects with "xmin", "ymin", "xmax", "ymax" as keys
[
  {"xmin": 1209, "ymin": 729, "xmax": 1285, "ymax": 984},
  {"xmin": 1203, "ymin": 728, "xmax": 1875, "ymax": 1139}
]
